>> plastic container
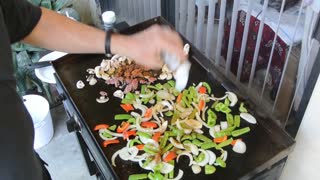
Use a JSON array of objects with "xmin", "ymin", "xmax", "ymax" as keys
[{"xmin": 23, "ymin": 95, "xmax": 54, "ymax": 149}]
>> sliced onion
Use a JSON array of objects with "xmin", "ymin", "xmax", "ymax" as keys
[
  {"xmin": 194, "ymin": 129, "xmax": 203, "ymax": 134},
  {"xmin": 176, "ymin": 104, "xmax": 193, "ymax": 113},
  {"xmin": 214, "ymin": 125, "xmax": 221, "ymax": 132},
  {"xmin": 192, "ymin": 149, "xmax": 209, "ymax": 167},
  {"xmin": 209, "ymin": 94, "xmax": 227, "ymax": 101},
  {"xmin": 202, "ymin": 107, "xmax": 208, "ymax": 121},
  {"xmin": 240, "ymin": 112, "xmax": 257, "ymax": 124},
  {"xmin": 99, "ymin": 131, "xmax": 118, "ymax": 141},
  {"xmin": 139, "ymin": 91, "xmax": 154, "ymax": 99},
  {"xmin": 209, "ymin": 128, "xmax": 215, "ymax": 138},
  {"xmin": 161, "ymin": 100, "xmax": 173, "ymax": 110},
  {"xmin": 160, "ymin": 162, "xmax": 174, "ymax": 174},
  {"xmin": 169, "ymin": 137, "xmax": 184, "ymax": 149},
  {"xmin": 221, "ymin": 150, "xmax": 228, "ymax": 162},
  {"xmin": 184, "ymin": 143, "xmax": 199, "ymax": 156},
  {"xmin": 176, "ymin": 151, "xmax": 193, "ymax": 166},
  {"xmin": 133, "ymin": 103, "xmax": 148, "ymax": 117},
  {"xmin": 226, "ymin": 92, "xmax": 238, "ymax": 107},
  {"xmin": 130, "ymin": 153, "xmax": 148, "ymax": 162},
  {"xmin": 191, "ymin": 164, "xmax": 201, "ymax": 174},
  {"xmin": 111, "ymin": 148, "xmax": 122, "ymax": 167},
  {"xmin": 232, "ymin": 140, "xmax": 247, "ymax": 154},
  {"xmin": 182, "ymin": 119, "xmax": 202, "ymax": 129},
  {"xmin": 184, "ymin": 129, "xmax": 192, "ymax": 134},
  {"xmin": 195, "ymin": 112, "xmax": 203, "ymax": 122},
  {"xmin": 139, "ymin": 159, "xmax": 157, "ymax": 171},
  {"xmin": 220, "ymin": 121, "xmax": 228, "ymax": 130},
  {"xmin": 166, "ymin": 169, "xmax": 184, "ymax": 180},
  {"xmin": 100, "ymin": 129, "xmax": 123, "ymax": 137},
  {"xmin": 157, "ymin": 90, "xmax": 171, "ymax": 100},
  {"xmin": 206, "ymin": 150, "xmax": 216, "ymax": 165},
  {"xmin": 131, "ymin": 112, "xmax": 141, "ymax": 118}
]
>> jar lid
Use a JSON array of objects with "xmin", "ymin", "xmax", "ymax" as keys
[{"xmin": 102, "ymin": 11, "xmax": 116, "ymax": 24}]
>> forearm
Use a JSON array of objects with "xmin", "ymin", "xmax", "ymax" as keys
[{"xmin": 23, "ymin": 8, "xmax": 129, "ymax": 55}]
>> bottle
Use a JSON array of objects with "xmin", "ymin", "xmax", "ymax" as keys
[{"xmin": 102, "ymin": 11, "xmax": 116, "ymax": 31}]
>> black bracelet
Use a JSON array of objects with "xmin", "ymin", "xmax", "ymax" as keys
[{"xmin": 105, "ymin": 30, "xmax": 113, "ymax": 56}]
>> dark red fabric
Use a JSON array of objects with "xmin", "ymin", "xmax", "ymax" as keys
[{"xmin": 222, "ymin": 10, "xmax": 288, "ymax": 87}]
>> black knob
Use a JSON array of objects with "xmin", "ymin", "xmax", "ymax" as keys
[
  {"xmin": 55, "ymin": 94, "xmax": 66, "ymax": 103},
  {"xmin": 66, "ymin": 116, "xmax": 81, "ymax": 133}
]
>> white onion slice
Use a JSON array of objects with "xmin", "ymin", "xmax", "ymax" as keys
[
  {"xmin": 160, "ymin": 162, "xmax": 174, "ymax": 174},
  {"xmin": 240, "ymin": 112, "xmax": 257, "ymax": 124},
  {"xmin": 192, "ymin": 149, "xmax": 210, "ymax": 167},
  {"xmin": 111, "ymin": 148, "xmax": 122, "ymax": 167},
  {"xmin": 209, "ymin": 128, "xmax": 216, "ymax": 138},
  {"xmin": 139, "ymin": 91, "xmax": 154, "ymax": 99},
  {"xmin": 226, "ymin": 92, "xmax": 238, "ymax": 107},
  {"xmin": 214, "ymin": 125, "xmax": 221, "ymax": 132},
  {"xmin": 191, "ymin": 164, "xmax": 201, "ymax": 174},
  {"xmin": 184, "ymin": 143, "xmax": 199, "ymax": 156},
  {"xmin": 169, "ymin": 137, "xmax": 184, "ymax": 149},
  {"xmin": 232, "ymin": 140, "xmax": 247, "ymax": 154},
  {"xmin": 206, "ymin": 150, "xmax": 216, "ymax": 165},
  {"xmin": 157, "ymin": 90, "xmax": 171, "ymax": 100},
  {"xmin": 221, "ymin": 150, "xmax": 228, "ymax": 162},
  {"xmin": 133, "ymin": 103, "xmax": 147, "ymax": 117},
  {"xmin": 194, "ymin": 129, "xmax": 203, "ymax": 134},
  {"xmin": 220, "ymin": 121, "xmax": 228, "ymax": 130},
  {"xmin": 209, "ymin": 94, "xmax": 227, "ymax": 101},
  {"xmin": 176, "ymin": 152, "xmax": 193, "ymax": 166}
]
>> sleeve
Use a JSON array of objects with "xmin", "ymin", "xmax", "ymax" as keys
[{"xmin": 1, "ymin": 0, "xmax": 42, "ymax": 43}]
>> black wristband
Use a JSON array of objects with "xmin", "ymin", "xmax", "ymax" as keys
[{"xmin": 105, "ymin": 30, "xmax": 113, "ymax": 56}]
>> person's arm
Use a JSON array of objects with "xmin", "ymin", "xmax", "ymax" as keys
[{"xmin": 23, "ymin": 8, "xmax": 186, "ymax": 69}]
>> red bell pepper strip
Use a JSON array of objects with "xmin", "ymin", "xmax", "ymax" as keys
[
  {"xmin": 136, "ymin": 144, "xmax": 145, "ymax": 150},
  {"xmin": 93, "ymin": 124, "xmax": 109, "ymax": 131},
  {"xmin": 199, "ymin": 99, "xmax": 205, "ymax": 111},
  {"xmin": 163, "ymin": 151, "xmax": 177, "ymax": 162},
  {"xmin": 102, "ymin": 139, "xmax": 120, "ymax": 148},
  {"xmin": 117, "ymin": 122, "xmax": 130, "ymax": 133},
  {"xmin": 152, "ymin": 132, "xmax": 162, "ymax": 142},
  {"xmin": 198, "ymin": 86, "xmax": 207, "ymax": 94},
  {"xmin": 176, "ymin": 93, "xmax": 183, "ymax": 103},
  {"xmin": 120, "ymin": 104, "xmax": 134, "ymax": 112},
  {"xmin": 123, "ymin": 130, "xmax": 137, "ymax": 140},
  {"xmin": 213, "ymin": 135, "xmax": 228, "ymax": 143},
  {"xmin": 141, "ymin": 121, "xmax": 158, "ymax": 129},
  {"xmin": 144, "ymin": 108, "xmax": 153, "ymax": 118}
]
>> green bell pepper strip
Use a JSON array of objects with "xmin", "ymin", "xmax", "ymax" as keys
[
  {"xmin": 129, "ymin": 139, "xmax": 142, "ymax": 147},
  {"xmin": 168, "ymin": 161, "xmax": 174, "ymax": 178},
  {"xmin": 224, "ymin": 98, "xmax": 230, "ymax": 107},
  {"xmin": 165, "ymin": 111, "xmax": 173, "ymax": 117},
  {"xmin": 154, "ymin": 162, "xmax": 164, "ymax": 172},
  {"xmin": 202, "ymin": 82, "xmax": 212, "ymax": 94},
  {"xmin": 155, "ymin": 83, "xmax": 163, "ymax": 90},
  {"xmin": 201, "ymin": 142, "xmax": 217, "ymax": 150},
  {"xmin": 148, "ymin": 172, "xmax": 154, "ymax": 180},
  {"xmin": 216, "ymin": 138, "xmax": 233, "ymax": 149},
  {"xmin": 101, "ymin": 132, "xmax": 112, "ymax": 138},
  {"xmin": 214, "ymin": 102, "xmax": 223, "ymax": 112},
  {"xmin": 121, "ymin": 98, "xmax": 134, "ymax": 104},
  {"xmin": 182, "ymin": 96, "xmax": 191, "ymax": 108},
  {"xmin": 239, "ymin": 102, "xmax": 248, "ymax": 113},
  {"xmin": 192, "ymin": 139, "xmax": 203, "ymax": 147},
  {"xmin": 226, "ymin": 113, "xmax": 234, "ymax": 126},
  {"xmin": 125, "ymin": 92, "xmax": 136, "ymax": 100},
  {"xmin": 128, "ymin": 174, "xmax": 148, "ymax": 180},
  {"xmin": 191, "ymin": 132, "xmax": 197, "ymax": 139},
  {"xmin": 234, "ymin": 115, "xmax": 241, "ymax": 127},
  {"xmin": 137, "ymin": 131, "xmax": 152, "ymax": 139},
  {"xmin": 141, "ymin": 85, "xmax": 147, "ymax": 94},
  {"xmin": 143, "ymin": 157, "xmax": 153, "ymax": 168},
  {"xmin": 205, "ymin": 165, "xmax": 216, "ymax": 175},
  {"xmin": 183, "ymin": 140, "xmax": 192, "ymax": 145},
  {"xmin": 114, "ymin": 114, "xmax": 132, "ymax": 120},
  {"xmin": 143, "ymin": 144, "xmax": 159, "ymax": 155},
  {"xmin": 181, "ymin": 134, "xmax": 193, "ymax": 141},
  {"xmin": 167, "ymin": 80, "xmax": 175, "ymax": 87},
  {"xmin": 220, "ymin": 106, "xmax": 232, "ymax": 114},
  {"xmin": 108, "ymin": 125, "xmax": 117, "ymax": 131},
  {"xmin": 147, "ymin": 85, "xmax": 161, "ymax": 91},
  {"xmin": 214, "ymin": 126, "xmax": 236, "ymax": 138},
  {"xmin": 171, "ymin": 111, "xmax": 179, "ymax": 124},
  {"xmin": 207, "ymin": 109, "xmax": 217, "ymax": 127},
  {"xmin": 194, "ymin": 152, "xmax": 205, "ymax": 163},
  {"xmin": 127, "ymin": 118, "xmax": 136, "ymax": 124},
  {"xmin": 197, "ymin": 134, "xmax": 212, "ymax": 142},
  {"xmin": 154, "ymin": 171, "xmax": 164, "ymax": 180},
  {"xmin": 211, "ymin": 101, "xmax": 219, "ymax": 109},
  {"xmin": 163, "ymin": 144, "xmax": 174, "ymax": 152},
  {"xmin": 232, "ymin": 127, "xmax": 250, "ymax": 137},
  {"xmin": 172, "ymin": 88, "xmax": 180, "ymax": 96},
  {"xmin": 215, "ymin": 157, "xmax": 226, "ymax": 168},
  {"xmin": 160, "ymin": 133, "xmax": 169, "ymax": 148},
  {"xmin": 163, "ymin": 83, "xmax": 171, "ymax": 90},
  {"xmin": 165, "ymin": 131, "xmax": 176, "ymax": 137}
]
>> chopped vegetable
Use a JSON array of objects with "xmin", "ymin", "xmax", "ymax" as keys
[
  {"xmin": 234, "ymin": 115, "xmax": 241, "ymax": 127},
  {"xmin": 201, "ymin": 142, "xmax": 217, "ymax": 150},
  {"xmin": 202, "ymin": 82, "xmax": 211, "ymax": 94},
  {"xmin": 215, "ymin": 157, "xmax": 226, "ymax": 168},
  {"xmin": 93, "ymin": 124, "xmax": 109, "ymax": 131},
  {"xmin": 115, "ymin": 114, "xmax": 132, "ymax": 120},
  {"xmin": 199, "ymin": 99, "xmax": 205, "ymax": 111},
  {"xmin": 163, "ymin": 151, "xmax": 177, "ymax": 162},
  {"xmin": 128, "ymin": 173, "xmax": 148, "ymax": 180},
  {"xmin": 216, "ymin": 138, "xmax": 233, "ymax": 149},
  {"xmin": 123, "ymin": 130, "xmax": 137, "ymax": 140},
  {"xmin": 136, "ymin": 144, "xmax": 145, "ymax": 150},
  {"xmin": 231, "ymin": 127, "xmax": 251, "ymax": 137},
  {"xmin": 117, "ymin": 122, "xmax": 130, "ymax": 133},
  {"xmin": 226, "ymin": 114, "xmax": 234, "ymax": 126},
  {"xmin": 102, "ymin": 139, "xmax": 120, "ymax": 148},
  {"xmin": 213, "ymin": 135, "xmax": 227, "ymax": 143},
  {"xmin": 141, "ymin": 121, "xmax": 158, "ymax": 129},
  {"xmin": 120, "ymin": 104, "xmax": 134, "ymax": 112},
  {"xmin": 239, "ymin": 102, "xmax": 248, "ymax": 113},
  {"xmin": 176, "ymin": 93, "xmax": 183, "ymax": 103},
  {"xmin": 205, "ymin": 165, "xmax": 216, "ymax": 174},
  {"xmin": 152, "ymin": 132, "xmax": 162, "ymax": 142},
  {"xmin": 198, "ymin": 86, "xmax": 207, "ymax": 94},
  {"xmin": 108, "ymin": 124, "xmax": 117, "ymax": 131},
  {"xmin": 144, "ymin": 108, "xmax": 153, "ymax": 118},
  {"xmin": 197, "ymin": 134, "xmax": 212, "ymax": 142}
]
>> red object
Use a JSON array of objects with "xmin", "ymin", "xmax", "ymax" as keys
[
  {"xmin": 141, "ymin": 121, "xmax": 158, "ymax": 129},
  {"xmin": 198, "ymin": 86, "xmax": 207, "ymax": 94},
  {"xmin": 93, "ymin": 124, "xmax": 109, "ymax": 131},
  {"xmin": 102, "ymin": 139, "xmax": 120, "ymax": 148},
  {"xmin": 152, "ymin": 132, "xmax": 162, "ymax": 142},
  {"xmin": 123, "ymin": 130, "xmax": 137, "ymax": 140},
  {"xmin": 231, "ymin": 138, "xmax": 242, "ymax": 146},
  {"xmin": 144, "ymin": 108, "xmax": 153, "ymax": 118},
  {"xmin": 222, "ymin": 10, "xmax": 287, "ymax": 91},
  {"xmin": 136, "ymin": 144, "xmax": 145, "ymax": 150},
  {"xmin": 163, "ymin": 151, "xmax": 177, "ymax": 162},
  {"xmin": 117, "ymin": 122, "xmax": 130, "ymax": 133},
  {"xmin": 120, "ymin": 104, "xmax": 134, "ymax": 112},
  {"xmin": 214, "ymin": 135, "xmax": 228, "ymax": 143},
  {"xmin": 176, "ymin": 93, "xmax": 183, "ymax": 103},
  {"xmin": 199, "ymin": 99, "xmax": 205, "ymax": 111}
]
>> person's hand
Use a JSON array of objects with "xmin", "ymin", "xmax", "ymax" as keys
[{"xmin": 120, "ymin": 25, "xmax": 187, "ymax": 70}]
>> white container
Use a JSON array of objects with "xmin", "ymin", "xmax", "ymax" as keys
[{"xmin": 23, "ymin": 95, "xmax": 54, "ymax": 149}]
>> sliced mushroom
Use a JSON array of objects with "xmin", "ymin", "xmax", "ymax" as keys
[
  {"xmin": 158, "ymin": 73, "xmax": 167, "ymax": 80},
  {"xmin": 95, "ymin": 66, "xmax": 102, "ymax": 78},
  {"xmin": 113, "ymin": 90, "xmax": 124, "ymax": 99},
  {"xmin": 86, "ymin": 75, "xmax": 94, "ymax": 82},
  {"xmin": 101, "ymin": 73, "xmax": 110, "ymax": 80},
  {"xmin": 96, "ymin": 96, "xmax": 109, "ymax": 103},
  {"xmin": 226, "ymin": 92, "xmax": 238, "ymax": 107},
  {"xmin": 111, "ymin": 54, "xmax": 120, "ymax": 61},
  {"xmin": 166, "ymin": 73, "xmax": 173, "ymax": 80},
  {"xmin": 240, "ymin": 112, "xmax": 257, "ymax": 124},
  {"xmin": 232, "ymin": 140, "xmax": 247, "ymax": 154},
  {"xmin": 89, "ymin": 77, "xmax": 97, "ymax": 86},
  {"xmin": 86, "ymin": 68, "xmax": 95, "ymax": 74},
  {"xmin": 76, "ymin": 80, "xmax": 85, "ymax": 89}
]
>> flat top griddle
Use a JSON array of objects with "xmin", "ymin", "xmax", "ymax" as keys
[{"xmin": 52, "ymin": 17, "xmax": 295, "ymax": 180}]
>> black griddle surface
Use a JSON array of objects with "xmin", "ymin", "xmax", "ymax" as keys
[{"xmin": 52, "ymin": 17, "xmax": 294, "ymax": 180}]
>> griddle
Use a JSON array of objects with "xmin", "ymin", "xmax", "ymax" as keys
[{"xmin": 52, "ymin": 17, "xmax": 295, "ymax": 180}]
